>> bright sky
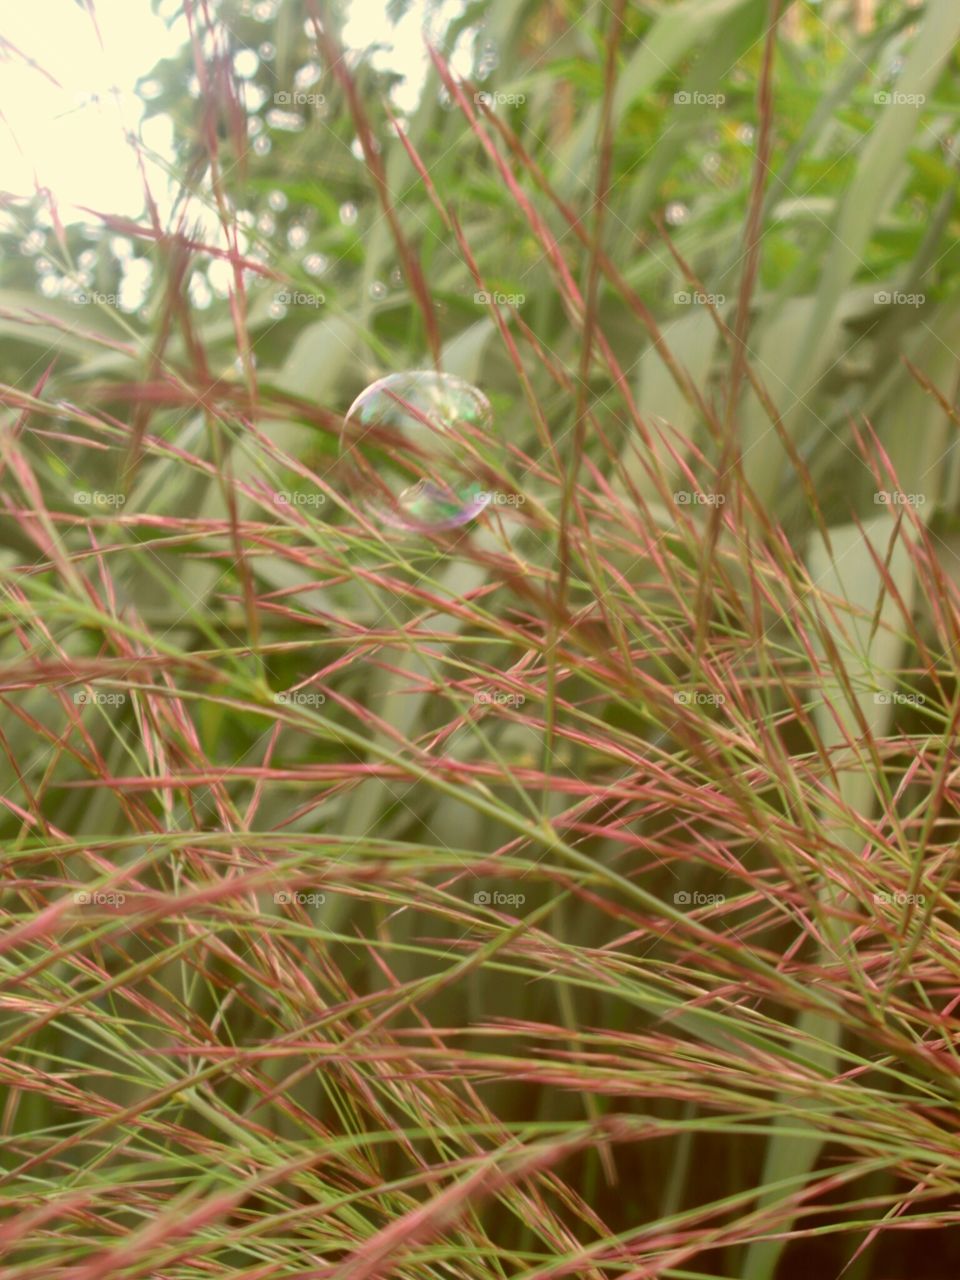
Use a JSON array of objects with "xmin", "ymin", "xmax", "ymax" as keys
[
  {"xmin": 0, "ymin": 0, "xmax": 183, "ymax": 220},
  {"xmin": 0, "ymin": 0, "xmax": 471, "ymax": 225}
]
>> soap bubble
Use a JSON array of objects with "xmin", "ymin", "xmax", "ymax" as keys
[{"xmin": 339, "ymin": 371, "xmax": 495, "ymax": 533}]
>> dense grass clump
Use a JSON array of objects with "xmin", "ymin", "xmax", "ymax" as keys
[{"xmin": 2, "ymin": 2, "xmax": 960, "ymax": 1277}]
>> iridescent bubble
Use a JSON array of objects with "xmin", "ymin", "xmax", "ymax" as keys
[
  {"xmin": 268, "ymin": 189, "xmax": 288, "ymax": 212},
  {"xmin": 369, "ymin": 280, "xmax": 387, "ymax": 300},
  {"xmin": 253, "ymin": 134, "xmax": 272, "ymax": 155},
  {"xmin": 339, "ymin": 371, "xmax": 495, "ymax": 533},
  {"xmin": 304, "ymin": 252, "xmax": 328, "ymax": 276},
  {"xmin": 287, "ymin": 223, "xmax": 308, "ymax": 249},
  {"xmin": 258, "ymin": 42, "xmax": 276, "ymax": 61},
  {"xmin": 665, "ymin": 201, "xmax": 689, "ymax": 226},
  {"xmin": 339, "ymin": 202, "xmax": 358, "ymax": 227}
]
